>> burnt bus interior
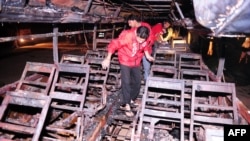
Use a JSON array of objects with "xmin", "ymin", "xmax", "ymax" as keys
[{"xmin": 0, "ymin": 0, "xmax": 250, "ymax": 141}]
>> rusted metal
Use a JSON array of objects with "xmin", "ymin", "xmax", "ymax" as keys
[
  {"xmin": 87, "ymin": 115, "xmax": 107, "ymax": 141},
  {"xmin": 135, "ymin": 77, "xmax": 185, "ymax": 141},
  {"xmin": 150, "ymin": 65, "xmax": 178, "ymax": 79},
  {"xmin": 236, "ymin": 98, "xmax": 250, "ymax": 124},
  {"xmin": 0, "ymin": 93, "xmax": 51, "ymax": 141},
  {"xmin": 172, "ymin": 38, "xmax": 188, "ymax": 51},
  {"xmin": 153, "ymin": 48, "xmax": 177, "ymax": 67},
  {"xmin": 189, "ymin": 81, "xmax": 239, "ymax": 141},
  {"xmin": 179, "ymin": 69, "xmax": 209, "ymax": 81},
  {"xmin": 45, "ymin": 63, "xmax": 89, "ymax": 140},
  {"xmin": 106, "ymin": 52, "xmax": 121, "ymax": 92},
  {"xmin": 178, "ymin": 52, "xmax": 202, "ymax": 70},
  {"xmin": 15, "ymin": 62, "xmax": 56, "ymax": 95},
  {"xmin": 85, "ymin": 56, "xmax": 109, "ymax": 116},
  {"xmin": 60, "ymin": 54, "xmax": 85, "ymax": 64}
]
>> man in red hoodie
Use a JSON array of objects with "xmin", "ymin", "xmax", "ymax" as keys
[
  {"xmin": 127, "ymin": 14, "xmax": 154, "ymax": 82},
  {"xmin": 102, "ymin": 26, "xmax": 154, "ymax": 117}
]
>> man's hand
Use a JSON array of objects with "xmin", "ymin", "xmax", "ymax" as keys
[
  {"xmin": 102, "ymin": 58, "xmax": 111, "ymax": 69},
  {"xmin": 144, "ymin": 51, "xmax": 155, "ymax": 62},
  {"xmin": 146, "ymin": 55, "xmax": 155, "ymax": 62}
]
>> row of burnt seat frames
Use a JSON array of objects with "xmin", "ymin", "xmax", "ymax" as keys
[
  {"xmin": 0, "ymin": 49, "xmax": 120, "ymax": 141},
  {"xmin": 131, "ymin": 47, "xmax": 238, "ymax": 141},
  {"xmin": 86, "ymin": 48, "xmax": 207, "ymax": 83},
  {"xmin": 84, "ymin": 47, "xmax": 205, "ymax": 81},
  {"xmin": 152, "ymin": 48, "xmax": 207, "ymax": 81},
  {"xmin": 131, "ymin": 76, "xmax": 238, "ymax": 141},
  {"xmin": 0, "ymin": 47, "xmax": 238, "ymax": 141},
  {"xmin": 83, "ymin": 48, "xmax": 238, "ymax": 141}
]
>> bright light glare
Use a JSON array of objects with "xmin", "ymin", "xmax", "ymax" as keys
[{"xmin": 19, "ymin": 38, "xmax": 25, "ymax": 43}]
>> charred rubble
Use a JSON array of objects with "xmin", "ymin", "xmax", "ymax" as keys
[{"xmin": 0, "ymin": 44, "xmax": 247, "ymax": 141}]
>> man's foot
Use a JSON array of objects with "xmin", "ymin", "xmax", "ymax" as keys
[
  {"xmin": 120, "ymin": 104, "xmax": 134, "ymax": 117},
  {"xmin": 125, "ymin": 110, "xmax": 134, "ymax": 117},
  {"xmin": 120, "ymin": 104, "xmax": 131, "ymax": 111},
  {"xmin": 141, "ymin": 80, "xmax": 145, "ymax": 85},
  {"xmin": 131, "ymin": 100, "xmax": 140, "ymax": 106}
]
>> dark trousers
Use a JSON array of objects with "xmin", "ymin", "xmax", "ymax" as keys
[{"xmin": 120, "ymin": 64, "xmax": 141, "ymax": 105}]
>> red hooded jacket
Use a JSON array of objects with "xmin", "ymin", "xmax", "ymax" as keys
[
  {"xmin": 107, "ymin": 28, "xmax": 151, "ymax": 67},
  {"xmin": 151, "ymin": 23, "xmax": 164, "ymax": 41},
  {"xmin": 129, "ymin": 22, "xmax": 154, "ymax": 54},
  {"xmin": 141, "ymin": 22, "xmax": 154, "ymax": 47}
]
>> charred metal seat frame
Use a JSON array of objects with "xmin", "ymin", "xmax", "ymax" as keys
[
  {"xmin": 106, "ymin": 52, "xmax": 121, "ymax": 92},
  {"xmin": 59, "ymin": 54, "xmax": 86, "ymax": 87},
  {"xmin": 60, "ymin": 54, "xmax": 85, "ymax": 64},
  {"xmin": 179, "ymin": 69, "xmax": 210, "ymax": 119},
  {"xmin": 92, "ymin": 26, "xmax": 114, "ymax": 50},
  {"xmin": 46, "ymin": 63, "xmax": 90, "ymax": 140},
  {"xmin": 85, "ymin": 50, "xmax": 119, "ymax": 92},
  {"xmin": 0, "ymin": 93, "xmax": 51, "ymax": 141},
  {"xmin": 150, "ymin": 64, "xmax": 178, "ymax": 79},
  {"xmin": 179, "ymin": 69, "xmax": 209, "ymax": 82},
  {"xmin": 172, "ymin": 38, "xmax": 188, "ymax": 51},
  {"xmin": 104, "ymin": 118, "xmax": 134, "ymax": 141},
  {"xmin": 85, "ymin": 49, "xmax": 107, "ymax": 60},
  {"xmin": 189, "ymin": 81, "xmax": 238, "ymax": 141},
  {"xmin": 0, "ymin": 62, "xmax": 56, "ymax": 141},
  {"xmin": 178, "ymin": 53, "xmax": 202, "ymax": 71},
  {"xmin": 85, "ymin": 57, "xmax": 109, "ymax": 116},
  {"xmin": 179, "ymin": 69, "xmax": 209, "ymax": 94},
  {"xmin": 153, "ymin": 48, "xmax": 177, "ymax": 67},
  {"xmin": 15, "ymin": 62, "xmax": 56, "ymax": 95},
  {"xmin": 135, "ymin": 77, "xmax": 185, "ymax": 141}
]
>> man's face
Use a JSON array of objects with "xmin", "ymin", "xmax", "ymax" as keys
[
  {"xmin": 163, "ymin": 22, "xmax": 170, "ymax": 28},
  {"xmin": 128, "ymin": 20, "xmax": 136, "ymax": 28},
  {"xmin": 136, "ymin": 36, "xmax": 146, "ymax": 44}
]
